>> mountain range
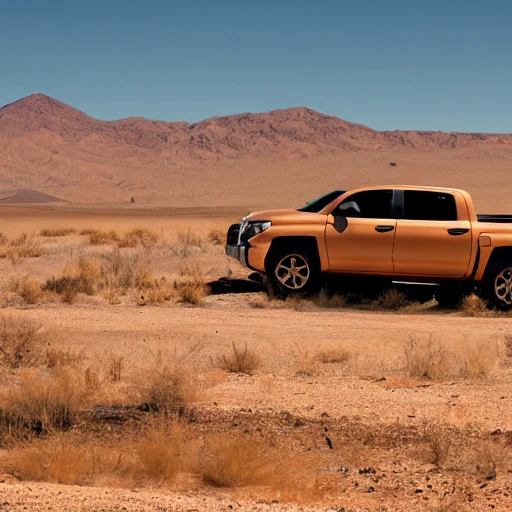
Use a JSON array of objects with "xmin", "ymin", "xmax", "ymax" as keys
[{"xmin": 1, "ymin": 93, "xmax": 511, "ymax": 208}]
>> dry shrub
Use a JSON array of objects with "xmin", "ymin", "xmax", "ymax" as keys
[
  {"xmin": 404, "ymin": 335, "xmax": 497, "ymax": 380},
  {"xmin": 8, "ymin": 276, "xmax": 43, "ymax": 304},
  {"xmin": 0, "ymin": 314, "xmax": 45, "ymax": 368},
  {"xmin": 376, "ymin": 288, "xmax": 410, "ymax": 310},
  {"xmin": 40, "ymin": 228, "xmax": 76, "ymax": 237},
  {"xmin": 217, "ymin": 342, "xmax": 260, "ymax": 375},
  {"xmin": 207, "ymin": 229, "xmax": 224, "ymax": 245},
  {"xmin": 423, "ymin": 422, "xmax": 453, "ymax": 467},
  {"xmin": 100, "ymin": 247, "xmax": 154, "ymax": 292},
  {"xmin": 136, "ymin": 425, "xmax": 188, "ymax": 483},
  {"xmin": 199, "ymin": 434, "xmax": 273, "ymax": 487},
  {"xmin": 1, "ymin": 368, "xmax": 89, "ymax": 435},
  {"xmin": 138, "ymin": 279, "xmax": 177, "ymax": 305},
  {"xmin": 105, "ymin": 350, "xmax": 124, "ymax": 381},
  {"xmin": 45, "ymin": 347, "xmax": 86, "ymax": 369},
  {"xmin": 0, "ymin": 233, "xmax": 41, "ymax": 262},
  {"xmin": 8, "ymin": 438, "xmax": 127, "ymax": 486},
  {"xmin": 118, "ymin": 228, "xmax": 158, "ymax": 248},
  {"xmin": 291, "ymin": 342, "xmax": 319, "ymax": 377},
  {"xmin": 460, "ymin": 293, "xmax": 493, "ymax": 316},
  {"xmin": 134, "ymin": 348, "xmax": 200, "ymax": 411},
  {"xmin": 175, "ymin": 280, "xmax": 208, "ymax": 305},
  {"xmin": 80, "ymin": 228, "xmax": 119, "ymax": 245},
  {"xmin": 315, "ymin": 347, "xmax": 350, "ymax": 364},
  {"xmin": 311, "ymin": 288, "xmax": 346, "ymax": 308},
  {"xmin": 44, "ymin": 255, "xmax": 101, "ymax": 303}
]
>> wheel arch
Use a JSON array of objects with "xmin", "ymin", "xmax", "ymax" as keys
[{"xmin": 264, "ymin": 236, "xmax": 320, "ymax": 272}]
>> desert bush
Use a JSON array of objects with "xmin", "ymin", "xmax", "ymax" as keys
[
  {"xmin": 136, "ymin": 425, "xmax": 187, "ymax": 483},
  {"xmin": 216, "ymin": 342, "xmax": 260, "ymax": 375},
  {"xmin": 315, "ymin": 347, "xmax": 350, "ymax": 364},
  {"xmin": 100, "ymin": 247, "xmax": 154, "ymax": 292},
  {"xmin": 138, "ymin": 279, "xmax": 177, "ymax": 305},
  {"xmin": 40, "ymin": 228, "xmax": 76, "ymax": 237},
  {"xmin": 8, "ymin": 276, "xmax": 43, "ymax": 304},
  {"xmin": 311, "ymin": 288, "xmax": 346, "ymax": 308},
  {"xmin": 460, "ymin": 293, "xmax": 493, "ymax": 316},
  {"xmin": 0, "ymin": 233, "xmax": 41, "ymax": 261},
  {"xmin": 43, "ymin": 255, "xmax": 101, "ymax": 303},
  {"xmin": 199, "ymin": 434, "xmax": 273, "ymax": 487},
  {"xmin": 1, "ymin": 368, "xmax": 89, "ymax": 435},
  {"xmin": 376, "ymin": 288, "xmax": 410, "ymax": 310},
  {"xmin": 174, "ymin": 279, "xmax": 208, "ymax": 305},
  {"xmin": 8, "ymin": 439, "xmax": 127, "ymax": 485},
  {"xmin": 80, "ymin": 228, "xmax": 119, "ymax": 245},
  {"xmin": 118, "ymin": 228, "xmax": 158, "ymax": 248},
  {"xmin": 45, "ymin": 347, "xmax": 86, "ymax": 369},
  {"xmin": 404, "ymin": 335, "xmax": 497, "ymax": 380},
  {"xmin": 0, "ymin": 314, "xmax": 45, "ymax": 368},
  {"xmin": 106, "ymin": 351, "xmax": 124, "ymax": 381},
  {"xmin": 291, "ymin": 342, "xmax": 319, "ymax": 377},
  {"xmin": 423, "ymin": 422, "xmax": 453, "ymax": 468},
  {"xmin": 207, "ymin": 229, "xmax": 224, "ymax": 246}
]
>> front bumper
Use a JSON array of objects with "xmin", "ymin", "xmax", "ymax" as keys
[{"xmin": 225, "ymin": 243, "xmax": 248, "ymax": 266}]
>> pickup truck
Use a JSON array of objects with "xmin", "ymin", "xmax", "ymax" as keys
[{"xmin": 225, "ymin": 185, "xmax": 512, "ymax": 310}]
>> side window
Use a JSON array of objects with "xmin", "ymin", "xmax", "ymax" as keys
[
  {"xmin": 403, "ymin": 191, "xmax": 457, "ymax": 221},
  {"xmin": 335, "ymin": 190, "xmax": 393, "ymax": 219}
]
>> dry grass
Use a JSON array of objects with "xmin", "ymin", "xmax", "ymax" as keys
[
  {"xmin": 8, "ymin": 276, "xmax": 44, "ymax": 304},
  {"xmin": 0, "ymin": 232, "xmax": 42, "ymax": 262},
  {"xmin": 43, "ymin": 254, "xmax": 101, "ymax": 303},
  {"xmin": 403, "ymin": 335, "xmax": 498, "ymax": 380},
  {"xmin": 45, "ymin": 347, "xmax": 87, "ymax": 369},
  {"xmin": 40, "ymin": 228, "xmax": 76, "ymax": 237},
  {"xmin": 0, "ymin": 368, "xmax": 90, "ymax": 436},
  {"xmin": 133, "ymin": 347, "xmax": 200, "ymax": 411},
  {"xmin": 315, "ymin": 347, "xmax": 350, "ymax": 364},
  {"xmin": 118, "ymin": 228, "xmax": 158, "ymax": 248},
  {"xmin": 0, "ymin": 314, "xmax": 45, "ymax": 368},
  {"xmin": 7, "ymin": 438, "xmax": 128, "ymax": 486},
  {"xmin": 207, "ymin": 229, "xmax": 224, "ymax": 245},
  {"xmin": 199, "ymin": 434, "xmax": 273, "ymax": 487},
  {"xmin": 136, "ymin": 424, "xmax": 188, "ymax": 483},
  {"xmin": 376, "ymin": 288, "xmax": 411, "ymax": 310},
  {"xmin": 423, "ymin": 422, "xmax": 453, "ymax": 468},
  {"xmin": 80, "ymin": 228, "xmax": 120, "ymax": 245},
  {"xmin": 504, "ymin": 334, "xmax": 512, "ymax": 364},
  {"xmin": 216, "ymin": 342, "xmax": 260, "ymax": 375},
  {"xmin": 311, "ymin": 288, "xmax": 347, "ymax": 308}
]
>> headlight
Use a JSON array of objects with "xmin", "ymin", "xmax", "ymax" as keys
[{"xmin": 240, "ymin": 221, "xmax": 272, "ymax": 242}]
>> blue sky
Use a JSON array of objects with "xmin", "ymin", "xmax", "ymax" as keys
[{"xmin": 1, "ymin": 0, "xmax": 511, "ymax": 132}]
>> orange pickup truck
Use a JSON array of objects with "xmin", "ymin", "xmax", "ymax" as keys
[{"xmin": 225, "ymin": 185, "xmax": 512, "ymax": 309}]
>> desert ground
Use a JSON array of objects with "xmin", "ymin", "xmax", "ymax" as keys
[{"xmin": 0, "ymin": 206, "xmax": 511, "ymax": 512}]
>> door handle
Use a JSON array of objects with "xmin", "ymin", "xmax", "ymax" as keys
[
  {"xmin": 447, "ymin": 228, "xmax": 469, "ymax": 236},
  {"xmin": 375, "ymin": 225, "xmax": 394, "ymax": 233}
]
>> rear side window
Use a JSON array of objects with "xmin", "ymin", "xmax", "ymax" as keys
[
  {"xmin": 403, "ymin": 191, "xmax": 457, "ymax": 221},
  {"xmin": 335, "ymin": 190, "xmax": 393, "ymax": 219}
]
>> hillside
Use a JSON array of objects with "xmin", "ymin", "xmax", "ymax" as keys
[{"xmin": 1, "ymin": 93, "xmax": 512, "ymax": 209}]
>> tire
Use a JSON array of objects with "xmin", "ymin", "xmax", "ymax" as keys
[
  {"xmin": 266, "ymin": 246, "xmax": 319, "ymax": 298},
  {"xmin": 484, "ymin": 260, "xmax": 512, "ymax": 311}
]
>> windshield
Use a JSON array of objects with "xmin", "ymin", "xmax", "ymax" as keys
[{"xmin": 297, "ymin": 190, "xmax": 345, "ymax": 213}]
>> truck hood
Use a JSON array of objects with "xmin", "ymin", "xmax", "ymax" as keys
[{"xmin": 247, "ymin": 208, "xmax": 326, "ymax": 225}]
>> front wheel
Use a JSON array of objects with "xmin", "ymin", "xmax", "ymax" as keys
[
  {"xmin": 266, "ymin": 247, "xmax": 319, "ymax": 298},
  {"xmin": 484, "ymin": 261, "xmax": 512, "ymax": 311}
]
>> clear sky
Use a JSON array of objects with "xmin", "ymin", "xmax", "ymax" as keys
[{"xmin": 1, "ymin": 0, "xmax": 511, "ymax": 132}]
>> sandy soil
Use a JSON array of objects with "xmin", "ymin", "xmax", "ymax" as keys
[{"xmin": 0, "ymin": 209, "xmax": 511, "ymax": 511}]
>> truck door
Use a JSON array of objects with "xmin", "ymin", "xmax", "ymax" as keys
[
  {"xmin": 393, "ymin": 190, "xmax": 472, "ymax": 277},
  {"xmin": 325, "ymin": 189, "xmax": 396, "ymax": 273}
]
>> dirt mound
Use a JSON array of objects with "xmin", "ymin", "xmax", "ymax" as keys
[{"xmin": 0, "ymin": 188, "xmax": 66, "ymax": 203}]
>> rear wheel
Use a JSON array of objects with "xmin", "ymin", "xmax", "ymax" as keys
[
  {"xmin": 266, "ymin": 246, "xmax": 319, "ymax": 298},
  {"xmin": 484, "ymin": 260, "xmax": 512, "ymax": 311}
]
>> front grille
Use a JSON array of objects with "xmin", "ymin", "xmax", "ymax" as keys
[{"xmin": 226, "ymin": 223, "xmax": 241, "ymax": 245}]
